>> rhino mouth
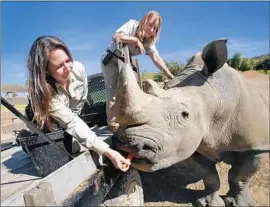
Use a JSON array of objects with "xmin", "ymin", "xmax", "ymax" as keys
[{"xmin": 113, "ymin": 134, "xmax": 159, "ymax": 165}]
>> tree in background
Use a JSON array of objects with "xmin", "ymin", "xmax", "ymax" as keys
[
  {"xmin": 153, "ymin": 73, "xmax": 164, "ymax": 82},
  {"xmin": 230, "ymin": 52, "xmax": 242, "ymax": 70},
  {"xmin": 227, "ymin": 52, "xmax": 270, "ymax": 73},
  {"xmin": 153, "ymin": 60, "xmax": 185, "ymax": 82},
  {"xmin": 250, "ymin": 59, "xmax": 256, "ymax": 70},
  {"xmin": 239, "ymin": 58, "xmax": 252, "ymax": 71},
  {"xmin": 254, "ymin": 58, "xmax": 270, "ymax": 74},
  {"xmin": 165, "ymin": 61, "xmax": 185, "ymax": 76}
]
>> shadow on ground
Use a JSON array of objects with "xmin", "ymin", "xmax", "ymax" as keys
[
  {"xmin": 140, "ymin": 156, "xmax": 208, "ymax": 205},
  {"xmin": 2, "ymin": 150, "xmax": 38, "ymax": 177}
]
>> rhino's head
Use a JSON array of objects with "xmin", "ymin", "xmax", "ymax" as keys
[{"xmin": 113, "ymin": 39, "xmax": 228, "ymax": 172}]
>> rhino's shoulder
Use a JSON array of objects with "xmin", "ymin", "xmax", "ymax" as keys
[
  {"xmin": 164, "ymin": 67, "xmax": 202, "ymax": 89},
  {"xmin": 165, "ymin": 52, "xmax": 205, "ymax": 89}
]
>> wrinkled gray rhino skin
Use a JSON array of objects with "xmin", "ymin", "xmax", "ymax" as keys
[{"xmin": 112, "ymin": 39, "xmax": 269, "ymax": 206}]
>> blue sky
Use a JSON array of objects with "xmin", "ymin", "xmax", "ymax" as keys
[{"xmin": 1, "ymin": 1, "xmax": 269, "ymax": 85}]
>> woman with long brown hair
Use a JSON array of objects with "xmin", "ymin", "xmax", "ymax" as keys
[
  {"xmin": 101, "ymin": 10, "xmax": 174, "ymax": 131},
  {"xmin": 27, "ymin": 35, "xmax": 131, "ymax": 172}
]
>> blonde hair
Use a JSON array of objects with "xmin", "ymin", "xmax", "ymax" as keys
[{"xmin": 136, "ymin": 10, "xmax": 162, "ymax": 46}]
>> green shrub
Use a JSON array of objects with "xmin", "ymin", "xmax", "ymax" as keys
[{"xmin": 154, "ymin": 74, "xmax": 164, "ymax": 82}]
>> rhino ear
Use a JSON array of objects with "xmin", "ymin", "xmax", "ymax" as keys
[{"xmin": 201, "ymin": 39, "xmax": 228, "ymax": 75}]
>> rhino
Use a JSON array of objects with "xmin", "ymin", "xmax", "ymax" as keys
[{"xmin": 111, "ymin": 39, "xmax": 269, "ymax": 206}]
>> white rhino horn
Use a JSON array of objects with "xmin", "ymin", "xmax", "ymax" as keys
[{"xmin": 114, "ymin": 61, "xmax": 152, "ymax": 126}]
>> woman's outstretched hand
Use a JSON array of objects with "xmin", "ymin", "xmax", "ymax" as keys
[{"xmin": 103, "ymin": 148, "xmax": 131, "ymax": 172}]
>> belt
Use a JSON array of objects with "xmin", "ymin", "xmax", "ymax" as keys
[
  {"xmin": 106, "ymin": 49, "xmax": 125, "ymax": 62},
  {"xmin": 106, "ymin": 49, "xmax": 137, "ymax": 72}
]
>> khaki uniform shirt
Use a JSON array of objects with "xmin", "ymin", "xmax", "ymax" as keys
[
  {"xmin": 49, "ymin": 61, "xmax": 109, "ymax": 155},
  {"xmin": 107, "ymin": 19, "xmax": 159, "ymax": 56}
]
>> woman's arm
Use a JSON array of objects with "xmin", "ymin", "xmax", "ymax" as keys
[
  {"xmin": 112, "ymin": 19, "xmax": 139, "ymax": 45},
  {"xmin": 49, "ymin": 99, "xmax": 131, "ymax": 171},
  {"xmin": 112, "ymin": 33, "xmax": 138, "ymax": 45},
  {"xmin": 149, "ymin": 53, "xmax": 175, "ymax": 80},
  {"xmin": 49, "ymin": 99, "xmax": 109, "ymax": 155},
  {"xmin": 113, "ymin": 33, "xmax": 145, "ymax": 54}
]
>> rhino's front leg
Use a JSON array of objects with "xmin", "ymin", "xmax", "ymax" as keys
[
  {"xmin": 223, "ymin": 151, "xmax": 266, "ymax": 207},
  {"xmin": 191, "ymin": 153, "xmax": 226, "ymax": 207}
]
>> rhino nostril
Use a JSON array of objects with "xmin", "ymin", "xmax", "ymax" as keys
[
  {"xmin": 182, "ymin": 111, "xmax": 189, "ymax": 119},
  {"xmin": 142, "ymin": 144, "xmax": 153, "ymax": 151}
]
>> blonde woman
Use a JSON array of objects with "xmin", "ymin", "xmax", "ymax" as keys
[
  {"xmin": 101, "ymin": 10, "xmax": 174, "ymax": 130},
  {"xmin": 27, "ymin": 36, "xmax": 131, "ymax": 172}
]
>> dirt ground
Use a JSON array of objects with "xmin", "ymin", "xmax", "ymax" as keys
[
  {"xmin": 140, "ymin": 154, "xmax": 269, "ymax": 206},
  {"xmin": 241, "ymin": 70, "xmax": 269, "ymax": 80}
]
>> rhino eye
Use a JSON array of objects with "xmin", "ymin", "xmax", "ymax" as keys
[{"xmin": 182, "ymin": 111, "xmax": 189, "ymax": 119}]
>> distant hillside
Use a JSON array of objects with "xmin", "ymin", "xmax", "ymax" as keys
[{"xmin": 250, "ymin": 54, "xmax": 269, "ymax": 63}]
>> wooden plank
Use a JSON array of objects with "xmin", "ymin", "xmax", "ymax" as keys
[
  {"xmin": 1, "ymin": 165, "xmax": 40, "ymax": 201},
  {"xmin": 1, "ymin": 129, "xmax": 112, "ymax": 206},
  {"xmin": 1, "ymin": 84, "xmax": 28, "ymax": 93},
  {"xmin": 1, "ymin": 173, "xmax": 42, "ymax": 206},
  {"xmin": 1, "ymin": 146, "xmax": 41, "ymax": 202}
]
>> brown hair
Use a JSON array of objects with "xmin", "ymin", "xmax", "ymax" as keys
[
  {"xmin": 27, "ymin": 36, "xmax": 73, "ymax": 130},
  {"xmin": 136, "ymin": 10, "xmax": 162, "ymax": 46}
]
